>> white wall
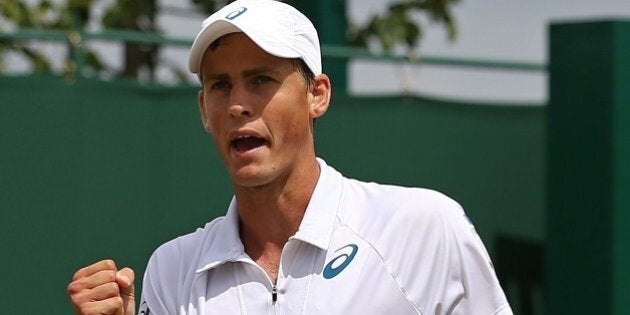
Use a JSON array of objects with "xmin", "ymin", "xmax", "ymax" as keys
[{"xmin": 348, "ymin": 0, "xmax": 630, "ymax": 104}]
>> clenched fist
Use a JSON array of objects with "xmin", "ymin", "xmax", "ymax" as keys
[{"xmin": 67, "ymin": 260, "xmax": 136, "ymax": 315}]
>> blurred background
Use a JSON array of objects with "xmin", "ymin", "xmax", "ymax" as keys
[{"xmin": 1, "ymin": 0, "xmax": 629, "ymax": 314}]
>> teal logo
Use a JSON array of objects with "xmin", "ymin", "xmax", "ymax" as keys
[
  {"xmin": 323, "ymin": 244, "xmax": 358, "ymax": 279},
  {"xmin": 225, "ymin": 7, "xmax": 247, "ymax": 20}
]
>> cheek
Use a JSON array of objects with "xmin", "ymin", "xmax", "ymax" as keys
[
  {"xmin": 205, "ymin": 106, "xmax": 227, "ymax": 134},
  {"xmin": 271, "ymin": 104, "xmax": 310, "ymax": 142}
]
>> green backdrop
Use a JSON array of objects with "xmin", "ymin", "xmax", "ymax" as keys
[
  {"xmin": 0, "ymin": 75, "xmax": 544, "ymax": 313},
  {"xmin": 3, "ymin": 19, "xmax": 628, "ymax": 315}
]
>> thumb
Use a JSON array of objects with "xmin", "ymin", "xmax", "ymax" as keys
[{"xmin": 116, "ymin": 267, "xmax": 136, "ymax": 315}]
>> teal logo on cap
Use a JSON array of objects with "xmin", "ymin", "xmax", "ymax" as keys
[{"xmin": 226, "ymin": 7, "xmax": 247, "ymax": 20}]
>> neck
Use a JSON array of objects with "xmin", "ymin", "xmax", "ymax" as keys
[{"xmin": 235, "ymin": 157, "xmax": 320, "ymax": 254}]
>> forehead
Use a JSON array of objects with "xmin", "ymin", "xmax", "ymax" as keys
[
  {"xmin": 207, "ymin": 33, "xmax": 257, "ymax": 53},
  {"xmin": 201, "ymin": 33, "xmax": 289, "ymax": 68}
]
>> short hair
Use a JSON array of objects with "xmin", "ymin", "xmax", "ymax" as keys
[{"xmin": 291, "ymin": 58, "xmax": 315, "ymax": 90}]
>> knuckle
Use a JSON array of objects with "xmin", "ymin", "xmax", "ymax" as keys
[
  {"xmin": 112, "ymin": 296, "xmax": 124, "ymax": 308},
  {"xmin": 106, "ymin": 281, "xmax": 121, "ymax": 295},
  {"xmin": 102, "ymin": 259, "xmax": 117, "ymax": 270},
  {"xmin": 79, "ymin": 304, "xmax": 98, "ymax": 315},
  {"xmin": 66, "ymin": 281, "xmax": 81, "ymax": 295},
  {"xmin": 104, "ymin": 270, "xmax": 117, "ymax": 282},
  {"xmin": 69, "ymin": 293, "xmax": 81, "ymax": 305},
  {"xmin": 72, "ymin": 268, "xmax": 85, "ymax": 281}
]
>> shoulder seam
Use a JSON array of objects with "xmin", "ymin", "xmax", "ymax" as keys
[
  {"xmin": 335, "ymin": 213, "xmax": 424, "ymax": 315},
  {"xmin": 338, "ymin": 177, "xmax": 424, "ymax": 314},
  {"xmin": 492, "ymin": 304, "xmax": 513, "ymax": 315}
]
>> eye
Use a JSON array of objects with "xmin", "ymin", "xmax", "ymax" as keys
[
  {"xmin": 252, "ymin": 75, "xmax": 272, "ymax": 85},
  {"xmin": 210, "ymin": 80, "xmax": 231, "ymax": 90}
]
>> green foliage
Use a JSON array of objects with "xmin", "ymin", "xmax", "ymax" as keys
[
  {"xmin": 0, "ymin": 0, "xmax": 99, "ymax": 75},
  {"xmin": 0, "ymin": 0, "xmax": 92, "ymax": 29},
  {"xmin": 189, "ymin": 0, "xmax": 225, "ymax": 14},
  {"xmin": 0, "ymin": 0, "xmax": 46, "ymax": 28},
  {"xmin": 102, "ymin": 0, "xmax": 156, "ymax": 29},
  {"xmin": 0, "ymin": 1, "xmax": 53, "ymax": 73},
  {"xmin": 101, "ymin": 0, "xmax": 159, "ymax": 80},
  {"xmin": 0, "ymin": 0, "xmax": 458, "ymax": 81},
  {"xmin": 350, "ymin": 0, "xmax": 459, "ymax": 53}
]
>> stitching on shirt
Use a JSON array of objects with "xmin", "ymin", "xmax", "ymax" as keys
[
  {"xmin": 188, "ymin": 270, "xmax": 207, "ymax": 314},
  {"xmin": 232, "ymin": 263, "xmax": 248, "ymax": 314},
  {"xmin": 492, "ymin": 304, "xmax": 512, "ymax": 315},
  {"xmin": 337, "ymin": 178, "xmax": 423, "ymax": 315},
  {"xmin": 337, "ymin": 217, "xmax": 423, "ymax": 315},
  {"xmin": 296, "ymin": 241, "xmax": 317, "ymax": 315}
]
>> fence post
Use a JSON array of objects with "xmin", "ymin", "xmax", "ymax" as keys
[
  {"xmin": 291, "ymin": 0, "xmax": 348, "ymax": 92},
  {"xmin": 546, "ymin": 20, "xmax": 630, "ymax": 315}
]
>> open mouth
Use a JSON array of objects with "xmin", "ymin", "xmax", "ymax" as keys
[{"xmin": 231, "ymin": 135, "xmax": 267, "ymax": 154}]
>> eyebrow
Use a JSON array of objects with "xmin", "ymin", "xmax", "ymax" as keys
[
  {"xmin": 204, "ymin": 66, "xmax": 283, "ymax": 82},
  {"xmin": 242, "ymin": 66, "xmax": 281, "ymax": 78}
]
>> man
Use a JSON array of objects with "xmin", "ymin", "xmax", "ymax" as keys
[{"xmin": 67, "ymin": 0, "xmax": 513, "ymax": 314}]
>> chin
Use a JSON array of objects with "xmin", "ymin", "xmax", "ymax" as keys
[{"xmin": 230, "ymin": 166, "xmax": 272, "ymax": 188}]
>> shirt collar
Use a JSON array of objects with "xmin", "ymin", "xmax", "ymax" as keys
[
  {"xmin": 196, "ymin": 197, "xmax": 247, "ymax": 273},
  {"xmin": 196, "ymin": 158, "xmax": 343, "ymax": 273},
  {"xmin": 290, "ymin": 158, "xmax": 343, "ymax": 250}
]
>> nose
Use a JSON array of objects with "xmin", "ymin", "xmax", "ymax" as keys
[
  {"xmin": 228, "ymin": 85, "xmax": 254, "ymax": 118},
  {"xmin": 229, "ymin": 104, "xmax": 253, "ymax": 118}
]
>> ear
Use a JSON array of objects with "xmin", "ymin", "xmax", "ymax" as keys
[
  {"xmin": 309, "ymin": 74, "xmax": 331, "ymax": 119},
  {"xmin": 198, "ymin": 89, "xmax": 213, "ymax": 134}
]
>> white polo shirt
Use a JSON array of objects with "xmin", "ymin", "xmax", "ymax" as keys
[{"xmin": 139, "ymin": 159, "xmax": 512, "ymax": 314}]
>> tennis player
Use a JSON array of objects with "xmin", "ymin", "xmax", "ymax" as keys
[{"xmin": 67, "ymin": 1, "xmax": 512, "ymax": 314}]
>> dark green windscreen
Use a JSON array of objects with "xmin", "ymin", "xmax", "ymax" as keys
[{"xmin": 0, "ymin": 75, "xmax": 544, "ymax": 313}]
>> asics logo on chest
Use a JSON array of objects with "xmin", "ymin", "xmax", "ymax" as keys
[{"xmin": 323, "ymin": 244, "xmax": 358, "ymax": 279}]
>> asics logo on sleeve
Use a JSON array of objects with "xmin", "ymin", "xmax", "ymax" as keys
[{"xmin": 323, "ymin": 244, "xmax": 358, "ymax": 279}]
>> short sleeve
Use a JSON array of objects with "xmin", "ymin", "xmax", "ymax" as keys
[
  {"xmin": 139, "ymin": 242, "xmax": 181, "ymax": 315},
  {"xmin": 445, "ymin": 204, "xmax": 513, "ymax": 314}
]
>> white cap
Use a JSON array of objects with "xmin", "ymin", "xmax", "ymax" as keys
[{"xmin": 188, "ymin": 0, "xmax": 322, "ymax": 76}]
